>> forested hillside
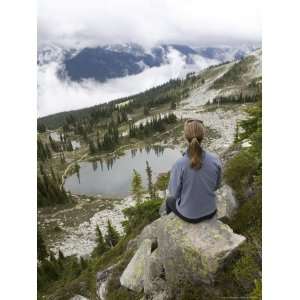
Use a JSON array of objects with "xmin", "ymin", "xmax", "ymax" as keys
[{"xmin": 37, "ymin": 49, "xmax": 262, "ymax": 300}]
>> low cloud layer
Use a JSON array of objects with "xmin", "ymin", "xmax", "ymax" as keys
[
  {"xmin": 38, "ymin": 49, "xmax": 218, "ymax": 117},
  {"xmin": 38, "ymin": 0, "xmax": 261, "ymax": 49},
  {"xmin": 38, "ymin": 0, "xmax": 261, "ymax": 117}
]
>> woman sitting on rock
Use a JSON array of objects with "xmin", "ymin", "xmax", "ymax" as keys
[{"xmin": 166, "ymin": 119, "xmax": 222, "ymax": 223}]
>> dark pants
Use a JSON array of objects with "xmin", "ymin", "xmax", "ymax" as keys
[{"xmin": 166, "ymin": 196, "xmax": 217, "ymax": 224}]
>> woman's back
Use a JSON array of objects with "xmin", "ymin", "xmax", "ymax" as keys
[{"xmin": 168, "ymin": 150, "xmax": 221, "ymax": 219}]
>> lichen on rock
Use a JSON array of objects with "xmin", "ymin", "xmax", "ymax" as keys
[
  {"xmin": 120, "ymin": 238, "xmax": 153, "ymax": 292},
  {"xmin": 120, "ymin": 212, "xmax": 246, "ymax": 297}
]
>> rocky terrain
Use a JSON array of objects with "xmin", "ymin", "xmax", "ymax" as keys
[
  {"xmin": 43, "ymin": 105, "xmax": 246, "ymax": 259},
  {"xmin": 120, "ymin": 212, "xmax": 245, "ymax": 299},
  {"xmin": 49, "ymin": 196, "xmax": 135, "ymax": 257},
  {"xmin": 38, "ymin": 48, "xmax": 262, "ymax": 300},
  {"xmin": 41, "ymin": 50, "xmax": 261, "ymax": 260}
]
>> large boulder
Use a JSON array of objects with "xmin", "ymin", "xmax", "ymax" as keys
[
  {"xmin": 137, "ymin": 218, "xmax": 160, "ymax": 246},
  {"xmin": 120, "ymin": 238, "xmax": 153, "ymax": 292},
  {"xmin": 121, "ymin": 213, "xmax": 245, "ymax": 296},
  {"xmin": 143, "ymin": 249, "xmax": 166, "ymax": 295},
  {"xmin": 96, "ymin": 263, "xmax": 118, "ymax": 300},
  {"xmin": 156, "ymin": 213, "xmax": 245, "ymax": 287}
]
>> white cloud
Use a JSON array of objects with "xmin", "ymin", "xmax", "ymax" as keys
[
  {"xmin": 37, "ymin": 0, "xmax": 261, "ymax": 117},
  {"xmin": 38, "ymin": 0, "xmax": 261, "ymax": 48},
  {"xmin": 38, "ymin": 48, "xmax": 218, "ymax": 117}
]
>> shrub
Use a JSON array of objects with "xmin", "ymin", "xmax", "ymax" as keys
[
  {"xmin": 224, "ymin": 149, "xmax": 258, "ymax": 200},
  {"xmin": 249, "ymin": 279, "xmax": 262, "ymax": 299},
  {"xmin": 122, "ymin": 198, "xmax": 162, "ymax": 235}
]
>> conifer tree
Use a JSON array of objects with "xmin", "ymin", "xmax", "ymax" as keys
[
  {"xmin": 37, "ymin": 123, "xmax": 46, "ymax": 133},
  {"xmin": 50, "ymin": 165, "xmax": 58, "ymax": 184},
  {"xmin": 40, "ymin": 258, "xmax": 59, "ymax": 281},
  {"xmin": 104, "ymin": 219, "xmax": 120, "ymax": 248},
  {"xmin": 49, "ymin": 135, "xmax": 59, "ymax": 152},
  {"xmin": 144, "ymin": 106, "xmax": 150, "ymax": 116},
  {"xmin": 38, "ymin": 163, "xmax": 70, "ymax": 207},
  {"xmin": 60, "ymin": 152, "xmax": 66, "ymax": 164},
  {"xmin": 74, "ymin": 162, "xmax": 80, "ymax": 180},
  {"xmin": 38, "ymin": 138, "xmax": 52, "ymax": 161},
  {"xmin": 89, "ymin": 139, "xmax": 97, "ymax": 154},
  {"xmin": 37, "ymin": 230, "xmax": 48, "ymax": 261},
  {"xmin": 49, "ymin": 251, "xmax": 56, "ymax": 263},
  {"xmin": 146, "ymin": 161, "xmax": 156, "ymax": 199},
  {"xmin": 131, "ymin": 169, "xmax": 143, "ymax": 205},
  {"xmin": 70, "ymin": 259, "xmax": 81, "ymax": 277},
  {"xmin": 67, "ymin": 139, "xmax": 73, "ymax": 151},
  {"xmin": 95, "ymin": 225, "xmax": 108, "ymax": 255},
  {"xmin": 234, "ymin": 124, "xmax": 239, "ymax": 143},
  {"xmin": 45, "ymin": 143, "xmax": 52, "ymax": 159},
  {"xmin": 58, "ymin": 249, "xmax": 64, "ymax": 261},
  {"xmin": 96, "ymin": 131, "xmax": 101, "ymax": 151},
  {"xmin": 80, "ymin": 257, "xmax": 88, "ymax": 270}
]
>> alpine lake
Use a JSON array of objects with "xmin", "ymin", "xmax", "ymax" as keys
[{"xmin": 64, "ymin": 145, "xmax": 182, "ymax": 197}]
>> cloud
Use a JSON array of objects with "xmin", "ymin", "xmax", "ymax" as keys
[
  {"xmin": 37, "ymin": 48, "xmax": 218, "ymax": 117},
  {"xmin": 37, "ymin": 0, "xmax": 261, "ymax": 117},
  {"xmin": 38, "ymin": 0, "xmax": 261, "ymax": 49}
]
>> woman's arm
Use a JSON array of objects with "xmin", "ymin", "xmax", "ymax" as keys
[{"xmin": 168, "ymin": 163, "xmax": 183, "ymax": 199}]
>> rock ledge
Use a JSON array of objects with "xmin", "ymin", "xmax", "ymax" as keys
[{"xmin": 120, "ymin": 212, "xmax": 245, "ymax": 298}]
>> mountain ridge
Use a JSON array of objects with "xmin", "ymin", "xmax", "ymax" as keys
[{"xmin": 38, "ymin": 42, "xmax": 259, "ymax": 83}]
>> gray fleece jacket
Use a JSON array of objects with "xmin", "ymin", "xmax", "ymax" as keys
[{"xmin": 167, "ymin": 149, "xmax": 222, "ymax": 219}]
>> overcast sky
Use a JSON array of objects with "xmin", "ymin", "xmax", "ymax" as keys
[
  {"xmin": 37, "ymin": 0, "xmax": 261, "ymax": 117},
  {"xmin": 38, "ymin": 0, "xmax": 261, "ymax": 48}
]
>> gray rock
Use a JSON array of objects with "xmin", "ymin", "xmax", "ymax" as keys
[
  {"xmin": 156, "ymin": 213, "xmax": 245, "ymax": 286},
  {"xmin": 157, "ymin": 190, "xmax": 167, "ymax": 199},
  {"xmin": 70, "ymin": 296, "xmax": 89, "ymax": 300},
  {"xmin": 159, "ymin": 199, "xmax": 167, "ymax": 217},
  {"xmin": 120, "ymin": 238, "xmax": 153, "ymax": 292},
  {"xmin": 121, "ymin": 211, "xmax": 245, "ymax": 296},
  {"xmin": 144, "ymin": 249, "xmax": 165, "ymax": 295},
  {"xmin": 152, "ymin": 291, "xmax": 169, "ymax": 300},
  {"xmin": 137, "ymin": 218, "xmax": 160, "ymax": 247},
  {"xmin": 216, "ymin": 184, "xmax": 237, "ymax": 219},
  {"xmin": 126, "ymin": 237, "xmax": 138, "ymax": 252},
  {"xmin": 96, "ymin": 264, "xmax": 116, "ymax": 300}
]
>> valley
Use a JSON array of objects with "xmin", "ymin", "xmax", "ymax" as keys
[{"xmin": 37, "ymin": 48, "xmax": 261, "ymax": 299}]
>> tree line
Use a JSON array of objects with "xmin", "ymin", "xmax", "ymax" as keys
[
  {"xmin": 37, "ymin": 138, "xmax": 52, "ymax": 161},
  {"xmin": 210, "ymin": 92, "xmax": 260, "ymax": 106},
  {"xmin": 37, "ymin": 164, "xmax": 71, "ymax": 207},
  {"xmin": 37, "ymin": 75, "xmax": 191, "ymax": 131},
  {"xmin": 37, "ymin": 160, "xmax": 162, "ymax": 298},
  {"xmin": 38, "ymin": 218, "xmax": 121, "ymax": 293},
  {"xmin": 129, "ymin": 113, "xmax": 177, "ymax": 139},
  {"xmin": 88, "ymin": 121, "xmax": 120, "ymax": 154}
]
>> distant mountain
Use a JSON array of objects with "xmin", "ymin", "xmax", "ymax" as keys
[
  {"xmin": 37, "ymin": 42, "xmax": 259, "ymax": 83},
  {"xmin": 62, "ymin": 45, "xmax": 167, "ymax": 82}
]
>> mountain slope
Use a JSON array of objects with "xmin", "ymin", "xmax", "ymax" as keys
[
  {"xmin": 38, "ymin": 43, "xmax": 259, "ymax": 83},
  {"xmin": 38, "ymin": 48, "xmax": 261, "ymax": 129},
  {"xmin": 181, "ymin": 49, "xmax": 262, "ymax": 108},
  {"xmin": 37, "ymin": 49, "xmax": 262, "ymax": 299}
]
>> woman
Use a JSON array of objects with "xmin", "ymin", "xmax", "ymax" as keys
[{"xmin": 166, "ymin": 119, "xmax": 222, "ymax": 223}]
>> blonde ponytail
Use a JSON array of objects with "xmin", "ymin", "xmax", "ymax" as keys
[
  {"xmin": 188, "ymin": 137, "xmax": 203, "ymax": 169},
  {"xmin": 184, "ymin": 119, "xmax": 205, "ymax": 169}
]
